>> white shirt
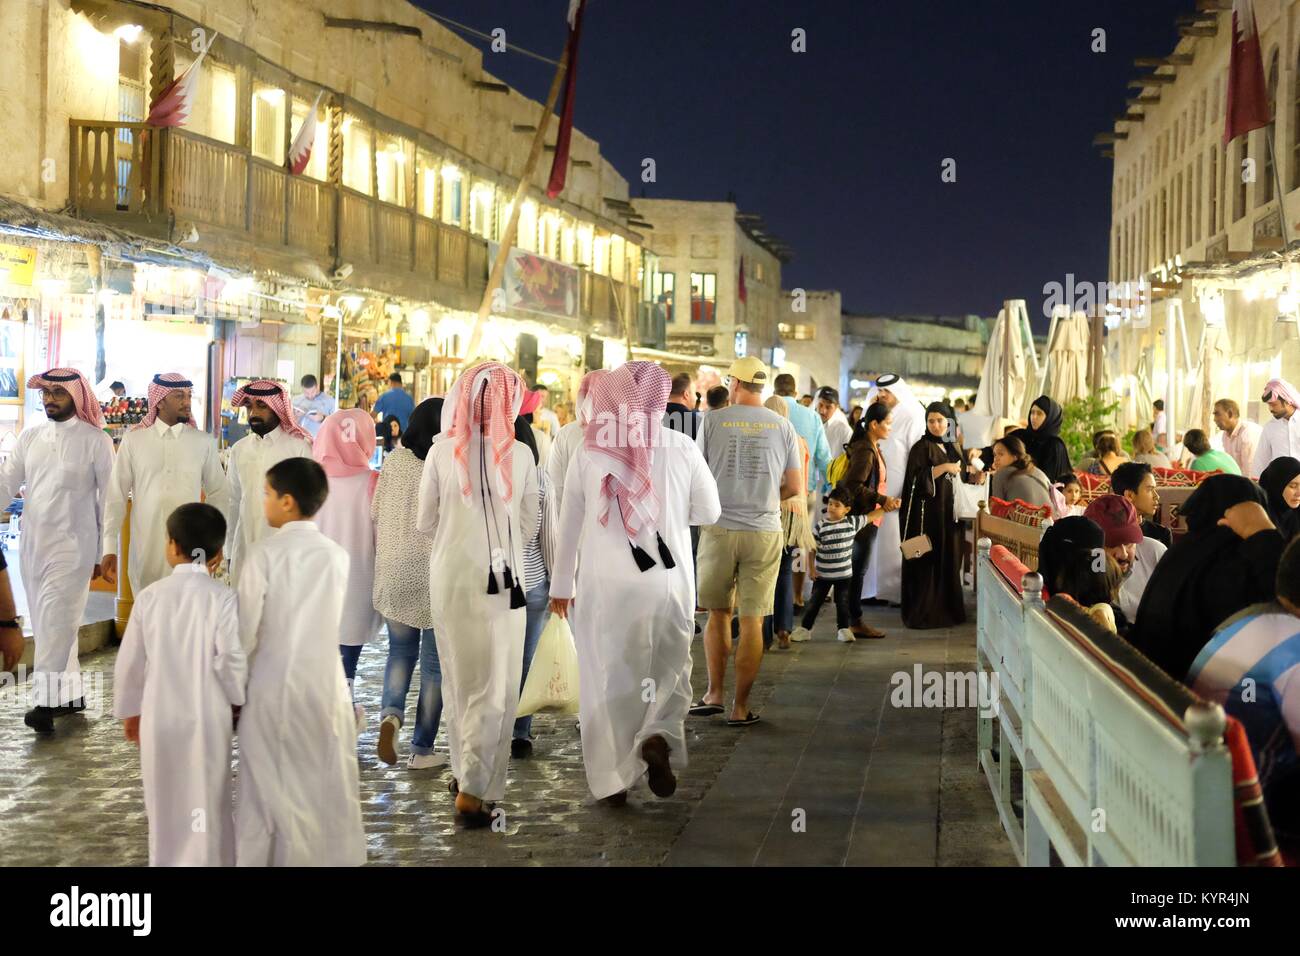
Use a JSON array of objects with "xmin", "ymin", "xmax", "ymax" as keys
[
  {"xmin": 1253, "ymin": 412, "xmax": 1300, "ymax": 478},
  {"xmin": 225, "ymin": 426, "xmax": 313, "ymax": 580},
  {"xmin": 113, "ymin": 563, "xmax": 245, "ymax": 866},
  {"xmin": 546, "ymin": 422, "xmax": 584, "ymax": 519},
  {"xmin": 823, "ymin": 408, "xmax": 854, "ymax": 463},
  {"xmin": 1119, "ymin": 535, "xmax": 1167, "ymax": 621},
  {"xmin": 235, "ymin": 520, "xmax": 366, "ymax": 866},
  {"xmin": 102, "ymin": 420, "xmax": 231, "ymax": 594}
]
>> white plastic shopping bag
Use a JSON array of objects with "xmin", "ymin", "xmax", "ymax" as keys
[{"xmin": 515, "ymin": 613, "xmax": 580, "ymax": 717}]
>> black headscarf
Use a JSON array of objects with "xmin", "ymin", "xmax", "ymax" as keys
[
  {"xmin": 1028, "ymin": 395, "xmax": 1064, "ymax": 437},
  {"xmin": 1130, "ymin": 474, "xmax": 1279, "ymax": 677},
  {"xmin": 923, "ymin": 401, "xmax": 962, "ymax": 462},
  {"xmin": 379, "ymin": 414, "xmax": 402, "ymax": 453},
  {"xmin": 402, "ymin": 397, "xmax": 442, "ymax": 461},
  {"xmin": 514, "ymin": 414, "xmax": 539, "ymax": 466},
  {"xmin": 1005, "ymin": 394, "xmax": 1071, "ymax": 478},
  {"xmin": 1260, "ymin": 457, "xmax": 1300, "ymax": 540},
  {"xmin": 1038, "ymin": 516, "xmax": 1106, "ymax": 602}
]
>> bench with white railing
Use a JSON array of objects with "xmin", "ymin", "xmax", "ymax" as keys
[{"xmin": 975, "ymin": 538, "xmax": 1237, "ymax": 866}]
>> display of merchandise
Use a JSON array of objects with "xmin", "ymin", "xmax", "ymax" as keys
[{"xmin": 100, "ymin": 397, "xmax": 147, "ymax": 429}]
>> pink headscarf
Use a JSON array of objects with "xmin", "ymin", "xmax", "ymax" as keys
[
  {"xmin": 133, "ymin": 372, "xmax": 198, "ymax": 431},
  {"xmin": 582, "ymin": 361, "xmax": 670, "ymax": 539},
  {"xmin": 230, "ymin": 379, "xmax": 310, "ymax": 441},
  {"xmin": 441, "ymin": 362, "xmax": 524, "ymax": 504},
  {"xmin": 27, "ymin": 368, "xmax": 104, "ymax": 429},
  {"xmin": 576, "ymin": 368, "xmax": 608, "ymax": 427},
  {"xmin": 1262, "ymin": 379, "xmax": 1300, "ymax": 410},
  {"xmin": 313, "ymin": 408, "xmax": 378, "ymax": 496},
  {"xmin": 519, "ymin": 389, "xmax": 543, "ymax": 416}
]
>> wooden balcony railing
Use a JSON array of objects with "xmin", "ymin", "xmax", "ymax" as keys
[{"xmin": 69, "ymin": 120, "xmax": 487, "ymax": 295}]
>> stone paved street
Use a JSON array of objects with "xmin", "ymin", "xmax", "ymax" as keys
[{"xmin": 0, "ymin": 602, "xmax": 1016, "ymax": 867}]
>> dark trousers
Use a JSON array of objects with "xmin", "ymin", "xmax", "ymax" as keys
[
  {"xmin": 801, "ymin": 576, "xmax": 854, "ymax": 630},
  {"xmin": 849, "ymin": 523, "xmax": 878, "ymax": 624},
  {"xmin": 763, "ymin": 546, "xmax": 796, "ymax": 647}
]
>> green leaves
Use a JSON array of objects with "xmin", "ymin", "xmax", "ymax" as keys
[{"xmin": 1060, "ymin": 389, "xmax": 1121, "ymax": 467}]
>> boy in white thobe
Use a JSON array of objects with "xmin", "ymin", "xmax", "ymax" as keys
[
  {"xmin": 0, "ymin": 369, "xmax": 114, "ymax": 733},
  {"xmin": 549, "ymin": 362, "xmax": 721, "ymax": 803},
  {"xmin": 113, "ymin": 503, "xmax": 245, "ymax": 866},
  {"xmin": 418, "ymin": 362, "xmax": 538, "ymax": 827},
  {"xmin": 235, "ymin": 456, "xmax": 366, "ymax": 866},
  {"xmin": 101, "ymin": 373, "xmax": 230, "ymax": 596},
  {"xmin": 225, "ymin": 380, "xmax": 312, "ymax": 584}
]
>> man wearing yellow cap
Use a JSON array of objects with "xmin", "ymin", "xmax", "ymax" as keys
[{"xmin": 691, "ymin": 357, "xmax": 802, "ymax": 726}]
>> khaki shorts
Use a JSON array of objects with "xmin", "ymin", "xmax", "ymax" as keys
[{"xmin": 696, "ymin": 525, "xmax": 784, "ymax": 617}]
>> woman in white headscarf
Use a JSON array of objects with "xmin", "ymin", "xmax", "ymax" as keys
[{"xmin": 416, "ymin": 362, "xmax": 539, "ymax": 827}]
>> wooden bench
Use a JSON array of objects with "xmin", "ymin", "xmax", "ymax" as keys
[{"xmin": 975, "ymin": 538, "xmax": 1238, "ymax": 866}]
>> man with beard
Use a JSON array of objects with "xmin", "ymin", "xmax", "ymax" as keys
[
  {"xmin": 225, "ymin": 380, "xmax": 312, "ymax": 583},
  {"xmin": 0, "ymin": 369, "xmax": 114, "ymax": 733},
  {"xmin": 101, "ymin": 373, "xmax": 231, "ymax": 596},
  {"xmin": 1254, "ymin": 379, "xmax": 1300, "ymax": 476},
  {"xmin": 1083, "ymin": 494, "xmax": 1163, "ymax": 628}
]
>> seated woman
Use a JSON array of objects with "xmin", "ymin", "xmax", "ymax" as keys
[
  {"xmin": 986, "ymin": 435, "xmax": 1052, "ymax": 508},
  {"xmin": 1036, "ymin": 516, "xmax": 1116, "ymax": 632},
  {"xmin": 1086, "ymin": 433, "xmax": 1129, "ymax": 476},
  {"xmin": 1131, "ymin": 428, "xmax": 1171, "ymax": 469},
  {"xmin": 971, "ymin": 395, "xmax": 1071, "ymax": 481},
  {"xmin": 1260, "ymin": 456, "xmax": 1300, "ymax": 542}
]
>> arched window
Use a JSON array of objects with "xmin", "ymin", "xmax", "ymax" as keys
[{"xmin": 1261, "ymin": 49, "xmax": 1279, "ymax": 204}]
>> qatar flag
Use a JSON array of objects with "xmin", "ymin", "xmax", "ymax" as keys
[
  {"xmin": 146, "ymin": 35, "xmax": 216, "ymax": 128},
  {"xmin": 545, "ymin": 0, "xmax": 587, "ymax": 199},
  {"xmin": 1224, "ymin": 0, "xmax": 1271, "ymax": 145},
  {"xmin": 287, "ymin": 92, "xmax": 325, "ymax": 175}
]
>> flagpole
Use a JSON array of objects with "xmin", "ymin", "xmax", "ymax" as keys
[
  {"xmin": 1266, "ymin": 123, "xmax": 1292, "ymax": 251},
  {"xmin": 463, "ymin": 44, "xmax": 571, "ymax": 363}
]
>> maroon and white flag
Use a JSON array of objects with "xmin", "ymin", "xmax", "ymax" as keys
[
  {"xmin": 146, "ymin": 34, "xmax": 217, "ymax": 128},
  {"xmin": 287, "ymin": 92, "xmax": 325, "ymax": 175},
  {"xmin": 546, "ymin": 0, "xmax": 588, "ymax": 199},
  {"xmin": 1224, "ymin": 0, "xmax": 1270, "ymax": 145}
]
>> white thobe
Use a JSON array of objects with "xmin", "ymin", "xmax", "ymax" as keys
[
  {"xmin": 101, "ymin": 421, "xmax": 231, "ymax": 596},
  {"xmin": 112, "ymin": 564, "xmax": 245, "ymax": 866},
  {"xmin": 1118, "ymin": 535, "xmax": 1167, "ymax": 622},
  {"xmin": 0, "ymin": 417, "xmax": 113, "ymax": 705},
  {"xmin": 225, "ymin": 427, "xmax": 313, "ymax": 583},
  {"xmin": 417, "ymin": 439, "xmax": 538, "ymax": 802},
  {"xmin": 864, "ymin": 403, "xmax": 926, "ymax": 602},
  {"xmin": 313, "ymin": 472, "xmax": 381, "ymax": 647},
  {"xmin": 822, "ymin": 409, "xmax": 854, "ymax": 466},
  {"xmin": 1253, "ymin": 414, "xmax": 1300, "ymax": 478},
  {"xmin": 550, "ymin": 430, "xmax": 720, "ymax": 798},
  {"xmin": 546, "ymin": 422, "xmax": 584, "ymax": 518},
  {"xmin": 234, "ymin": 521, "xmax": 366, "ymax": 866}
]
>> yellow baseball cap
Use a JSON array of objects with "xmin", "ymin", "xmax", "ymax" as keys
[{"xmin": 727, "ymin": 355, "xmax": 769, "ymax": 385}]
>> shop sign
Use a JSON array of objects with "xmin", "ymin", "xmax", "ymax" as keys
[
  {"xmin": 0, "ymin": 244, "xmax": 38, "ymax": 286},
  {"xmin": 489, "ymin": 243, "xmax": 579, "ymax": 320}
]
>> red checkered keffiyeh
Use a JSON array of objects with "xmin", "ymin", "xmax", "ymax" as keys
[
  {"xmin": 1262, "ymin": 378, "xmax": 1300, "ymax": 410},
  {"xmin": 582, "ymin": 361, "xmax": 670, "ymax": 539},
  {"xmin": 441, "ymin": 362, "xmax": 524, "ymax": 504},
  {"xmin": 575, "ymin": 368, "xmax": 608, "ymax": 428},
  {"xmin": 134, "ymin": 372, "xmax": 198, "ymax": 431},
  {"xmin": 27, "ymin": 368, "xmax": 104, "ymax": 429},
  {"xmin": 230, "ymin": 379, "xmax": 310, "ymax": 441}
]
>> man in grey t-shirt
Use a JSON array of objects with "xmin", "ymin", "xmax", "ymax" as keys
[{"xmin": 692, "ymin": 356, "xmax": 802, "ymax": 726}]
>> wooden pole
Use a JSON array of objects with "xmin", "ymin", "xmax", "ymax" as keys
[{"xmin": 463, "ymin": 45, "xmax": 571, "ymax": 362}]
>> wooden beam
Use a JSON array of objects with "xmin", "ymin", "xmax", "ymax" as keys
[
  {"xmin": 1094, "ymin": 132, "xmax": 1128, "ymax": 144},
  {"xmin": 1127, "ymin": 95, "xmax": 1161, "ymax": 106},
  {"xmin": 1129, "ymin": 74, "xmax": 1178, "ymax": 86},
  {"xmin": 511, "ymin": 124, "xmax": 537, "ymax": 133},
  {"xmin": 1179, "ymin": 25, "xmax": 1218, "ymax": 37},
  {"xmin": 570, "ymin": 159, "xmax": 592, "ymax": 167},
  {"xmin": 1100, "ymin": 149, "xmax": 1115, "ymax": 159},
  {"xmin": 472, "ymin": 80, "xmax": 510, "ymax": 93},
  {"xmin": 1196, "ymin": 0, "xmax": 1230, "ymax": 11},
  {"xmin": 1134, "ymin": 55, "xmax": 1193, "ymax": 67},
  {"xmin": 1117, "ymin": 112, "xmax": 1145, "ymax": 123},
  {"xmin": 323, "ymin": 17, "xmax": 421, "ymax": 37}
]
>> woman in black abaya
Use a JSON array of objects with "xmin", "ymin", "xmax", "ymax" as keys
[
  {"xmin": 900, "ymin": 402, "xmax": 967, "ymax": 629},
  {"xmin": 973, "ymin": 394, "xmax": 1073, "ymax": 480}
]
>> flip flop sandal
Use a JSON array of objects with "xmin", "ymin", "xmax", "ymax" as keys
[
  {"xmin": 688, "ymin": 700, "xmax": 724, "ymax": 717},
  {"xmin": 726, "ymin": 712, "xmax": 761, "ymax": 727}
]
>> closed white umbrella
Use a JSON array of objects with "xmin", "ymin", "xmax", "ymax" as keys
[
  {"xmin": 1044, "ymin": 309, "xmax": 1090, "ymax": 405},
  {"xmin": 973, "ymin": 306, "xmax": 1028, "ymax": 424}
]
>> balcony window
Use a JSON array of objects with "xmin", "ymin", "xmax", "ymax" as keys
[
  {"xmin": 416, "ymin": 151, "xmax": 438, "ymax": 218},
  {"xmin": 592, "ymin": 234, "xmax": 609, "ymax": 275},
  {"xmin": 690, "ymin": 272, "xmax": 716, "ymax": 325},
  {"xmin": 440, "ymin": 165, "xmax": 463, "ymax": 226},
  {"xmin": 376, "ymin": 135, "xmax": 408, "ymax": 206},
  {"xmin": 342, "ymin": 115, "xmax": 372, "ymax": 194},
  {"xmin": 251, "ymin": 85, "xmax": 286, "ymax": 164},
  {"xmin": 576, "ymin": 223, "xmax": 593, "ymax": 267},
  {"xmin": 541, "ymin": 210, "xmax": 561, "ymax": 258},
  {"xmin": 469, "ymin": 182, "xmax": 495, "ymax": 239},
  {"xmin": 174, "ymin": 52, "xmax": 236, "ymax": 144},
  {"xmin": 289, "ymin": 97, "xmax": 328, "ymax": 181},
  {"xmin": 652, "ymin": 270, "xmax": 675, "ymax": 323},
  {"xmin": 610, "ymin": 234, "xmax": 625, "ymax": 281},
  {"xmin": 561, "ymin": 219, "xmax": 576, "ymax": 263},
  {"xmin": 517, "ymin": 200, "xmax": 537, "ymax": 252}
]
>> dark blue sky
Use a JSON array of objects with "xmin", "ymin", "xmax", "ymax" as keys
[{"xmin": 413, "ymin": 0, "xmax": 1192, "ymax": 324}]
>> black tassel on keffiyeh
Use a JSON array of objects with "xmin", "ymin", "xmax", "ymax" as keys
[
  {"xmin": 656, "ymin": 533, "xmax": 676, "ymax": 569},
  {"xmin": 630, "ymin": 541, "xmax": 657, "ymax": 572},
  {"xmin": 509, "ymin": 579, "xmax": 527, "ymax": 609},
  {"xmin": 486, "ymin": 569, "xmax": 500, "ymax": 594}
]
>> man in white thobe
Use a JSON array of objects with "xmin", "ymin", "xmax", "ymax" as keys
[
  {"xmin": 101, "ymin": 373, "xmax": 230, "ymax": 596},
  {"xmin": 0, "ymin": 369, "xmax": 114, "ymax": 733},
  {"xmin": 816, "ymin": 386, "xmax": 854, "ymax": 470},
  {"xmin": 113, "ymin": 502, "xmax": 246, "ymax": 866},
  {"xmin": 225, "ymin": 380, "xmax": 312, "ymax": 583},
  {"xmin": 863, "ymin": 374, "xmax": 926, "ymax": 604},
  {"xmin": 549, "ymin": 362, "xmax": 721, "ymax": 802},
  {"xmin": 1253, "ymin": 379, "xmax": 1300, "ymax": 477},
  {"xmin": 546, "ymin": 370, "xmax": 607, "ymax": 521}
]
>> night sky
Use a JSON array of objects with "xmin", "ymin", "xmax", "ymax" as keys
[{"xmin": 413, "ymin": 0, "xmax": 1193, "ymax": 328}]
